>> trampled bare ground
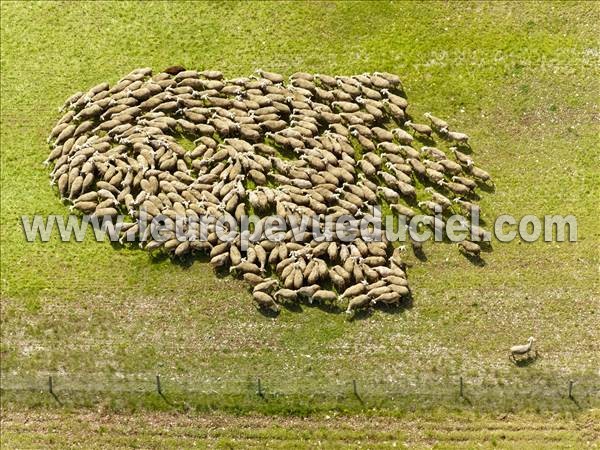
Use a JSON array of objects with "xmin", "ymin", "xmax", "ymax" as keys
[{"xmin": 2, "ymin": 409, "xmax": 599, "ymax": 448}]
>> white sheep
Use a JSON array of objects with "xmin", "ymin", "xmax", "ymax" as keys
[{"xmin": 510, "ymin": 337, "xmax": 535, "ymax": 360}]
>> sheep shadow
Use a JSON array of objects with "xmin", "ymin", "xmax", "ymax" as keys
[
  {"xmin": 477, "ymin": 216, "xmax": 490, "ymax": 227},
  {"xmin": 314, "ymin": 301, "xmax": 344, "ymax": 315},
  {"xmin": 145, "ymin": 248, "xmax": 213, "ymax": 269},
  {"xmin": 347, "ymin": 308, "xmax": 374, "ymax": 322},
  {"xmin": 459, "ymin": 394, "xmax": 473, "ymax": 406},
  {"xmin": 257, "ymin": 307, "xmax": 280, "ymax": 318},
  {"xmin": 413, "ymin": 245, "xmax": 428, "ymax": 261},
  {"xmin": 432, "ymin": 133, "xmax": 473, "ymax": 154},
  {"xmin": 392, "ymin": 87, "xmax": 407, "ymax": 98},
  {"xmin": 460, "ymin": 252, "xmax": 486, "ymax": 267},
  {"xmin": 479, "ymin": 240, "xmax": 493, "ymax": 253},
  {"xmin": 352, "ymin": 390, "xmax": 365, "ymax": 406},
  {"xmin": 49, "ymin": 390, "xmax": 62, "ymax": 405},
  {"xmin": 466, "ymin": 191, "xmax": 481, "ymax": 202},
  {"xmin": 148, "ymin": 251, "xmax": 170, "ymax": 264},
  {"xmin": 568, "ymin": 394, "xmax": 582, "ymax": 409},
  {"xmin": 416, "ymin": 175, "xmax": 443, "ymax": 194},
  {"xmin": 477, "ymin": 180, "xmax": 496, "ymax": 193},
  {"xmin": 434, "ymin": 183, "xmax": 480, "ymax": 203},
  {"xmin": 108, "ymin": 240, "xmax": 126, "ymax": 252},
  {"xmin": 414, "ymin": 135, "xmax": 437, "ymax": 147},
  {"xmin": 171, "ymin": 251, "xmax": 211, "ymax": 269},
  {"xmin": 157, "ymin": 390, "xmax": 177, "ymax": 407},
  {"xmin": 209, "ymin": 265, "xmax": 231, "ymax": 279},
  {"xmin": 452, "ymin": 142, "xmax": 473, "ymax": 153},
  {"xmin": 510, "ymin": 351, "xmax": 540, "ymax": 367},
  {"xmin": 282, "ymin": 302, "xmax": 303, "ymax": 313}
]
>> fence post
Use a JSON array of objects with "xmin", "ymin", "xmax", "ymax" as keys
[
  {"xmin": 257, "ymin": 377, "xmax": 263, "ymax": 397},
  {"xmin": 459, "ymin": 376, "xmax": 464, "ymax": 398},
  {"xmin": 352, "ymin": 379, "xmax": 358, "ymax": 397},
  {"xmin": 156, "ymin": 374, "xmax": 162, "ymax": 395},
  {"xmin": 47, "ymin": 375, "xmax": 61, "ymax": 404},
  {"xmin": 568, "ymin": 380, "xmax": 574, "ymax": 399}
]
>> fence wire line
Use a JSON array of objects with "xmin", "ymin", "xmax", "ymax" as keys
[{"xmin": 2, "ymin": 372, "xmax": 599, "ymax": 401}]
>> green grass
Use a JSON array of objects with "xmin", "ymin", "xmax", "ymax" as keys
[{"xmin": 1, "ymin": 0, "xmax": 599, "ymax": 444}]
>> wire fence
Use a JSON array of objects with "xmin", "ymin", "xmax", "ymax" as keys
[{"xmin": 2, "ymin": 371, "xmax": 599, "ymax": 411}]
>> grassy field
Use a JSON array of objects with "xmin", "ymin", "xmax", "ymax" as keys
[{"xmin": 1, "ymin": 0, "xmax": 599, "ymax": 446}]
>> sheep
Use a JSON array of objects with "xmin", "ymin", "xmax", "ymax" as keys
[
  {"xmin": 74, "ymin": 103, "xmax": 104, "ymax": 121},
  {"xmin": 256, "ymin": 69, "xmax": 284, "ymax": 84},
  {"xmin": 391, "ymin": 127, "xmax": 414, "ymax": 144},
  {"xmin": 377, "ymin": 186, "xmax": 400, "ymax": 203},
  {"xmin": 274, "ymin": 288, "xmax": 297, "ymax": 302},
  {"xmin": 458, "ymin": 240, "xmax": 481, "ymax": 257},
  {"xmin": 453, "ymin": 198, "xmax": 480, "ymax": 217},
  {"xmin": 424, "ymin": 187, "xmax": 452, "ymax": 209},
  {"xmin": 425, "ymin": 168, "xmax": 445, "ymax": 183},
  {"xmin": 358, "ymin": 159, "xmax": 377, "ymax": 177},
  {"xmin": 384, "ymin": 275, "xmax": 408, "ymax": 287},
  {"xmin": 92, "ymin": 207, "xmax": 119, "ymax": 218},
  {"xmin": 60, "ymin": 91, "xmax": 85, "ymax": 111},
  {"xmin": 438, "ymin": 158, "xmax": 462, "ymax": 174},
  {"xmin": 370, "ymin": 291, "xmax": 401, "ymax": 305},
  {"xmin": 345, "ymin": 294, "xmax": 371, "ymax": 314},
  {"xmin": 310, "ymin": 289, "xmax": 337, "ymax": 304},
  {"xmin": 48, "ymin": 122, "xmax": 70, "ymax": 143},
  {"xmin": 87, "ymin": 82, "xmax": 110, "ymax": 98},
  {"xmin": 296, "ymin": 284, "xmax": 321, "ymax": 299},
  {"xmin": 163, "ymin": 65, "xmax": 186, "ymax": 75},
  {"xmin": 510, "ymin": 337, "xmax": 535, "ymax": 359},
  {"xmin": 290, "ymin": 72, "xmax": 314, "ymax": 81},
  {"xmin": 469, "ymin": 224, "xmax": 490, "ymax": 242},
  {"xmin": 404, "ymin": 120, "xmax": 432, "ymax": 137},
  {"xmin": 54, "ymin": 124, "xmax": 76, "ymax": 145},
  {"xmin": 442, "ymin": 130, "xmax": 470, "ymax": 145},
  {"xmin": 367, "ymin": 285, "xmax": 391, "ymax": 299},
  {"xmin": 339, "ymin": 280, "xmax": 368, "ymax": 299},
  {"xmin": 391, "ymin": 203, "xmax": 416, "ymax": 218},
  {"xmin": 332, "ymin": 101, "xmax": 360, "ymax": 113},
  {"xmin": 371, "ymin": 127, "xmax": 394, "ymax": 142},
  {"xmin": 408, "ymin": 158, "xmax": 426, "ymax": 176},
  {"xmin": 377, "ymin": 170, "xmax": 400, "ymax": 188},
  {"xmin": 374, "ymin": 71, "xmax": 402, "ymax": 87},
  {"xmin": 396, "ymin": 181, "xmax": 416, "ymax": 199},
  {"xmin": 438, "ymin": 180, "xmax": 472, "ymax": 196},
  {"xmin": 337, "ymin": 80, "xmax": 361, "ymax": 96},
  {"xmin": 361, "ymin": 85, "xmax": 382, "ymax": 101},
  {"xmin": 388, "ymin": 285, "xmax": 409, "ymax": 296},
  {"xmin": 399, "ymin": 145, "xmax": 420, "ymax": 159},
  {"xmin": 421, "ymin": 146, "xmax": 447, "ymax": 161},
  {"xmin": 71, "ymin": 200, "xmax": 97, "ymax": 214},
  {"xmin": 253, "ymin": 291, "xmax": 280, "ymax": 312},
  {"xmin": 381, "ymin": 89, "xmax": 407, "ymax": 109},
  {"xmin": 451, "ymin": 175, "xmax": 477, "ymax": 190},
  {"xmin": 385, "ymin": 102, "xmax": 405, "ymax": 121},
  {"xmin": 210, "ymin": 252, "xmax": 230, "ymax": 268},
  {"xmin": 418, "ymin": 200, "xmax": 442, "ymax": 214},
  {"xmin": 200, "ymin": 70, "xmax": 224, "ymax": 80},
  {"xmin": 423, "ymin": 112, "xmax": 449, "ymax": 131},
  {"xmin": 468, "ymin": 165, "xmax": 492, "ymax": 183}
]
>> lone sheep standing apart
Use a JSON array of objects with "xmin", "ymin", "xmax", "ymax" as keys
[{"xmin": 510, "ymin": 337, "xmax": 535, "ymax": 360}]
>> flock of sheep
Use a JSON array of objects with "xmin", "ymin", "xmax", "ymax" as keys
[{"xmin": 46, "ymin": 66, "xmax": 492, "ymax": 314}]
